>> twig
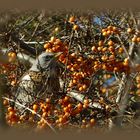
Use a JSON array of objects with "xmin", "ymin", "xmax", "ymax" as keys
[
  {"xmin": 10, "ymin": 32, "xmax": 44, "ymax": 55},
  {"xmin": 2, "ymin": 97, "xmax": 57, "ymax": 134},
  {"xmin": 67, "ymin": 91, "xmax": 103, "ymax": 109}
]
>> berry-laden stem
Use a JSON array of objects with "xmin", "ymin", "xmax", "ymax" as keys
[{"xmin": 62, "ymin": 30, "xmax": 75, "ymax": 93}]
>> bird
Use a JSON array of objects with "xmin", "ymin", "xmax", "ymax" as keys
[{"xmin": 13, "ymin": 51, "xmax": 64, "ymax": 114}]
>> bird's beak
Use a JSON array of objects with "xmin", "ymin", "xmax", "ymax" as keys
[{"xmin": 54, "ymin": 52, "xmax": 63, "ymax": 58}]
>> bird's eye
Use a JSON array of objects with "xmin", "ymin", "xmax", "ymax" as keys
[{"xmin": 45, "ymin": 55, "xmax": 53, "ymax": 61}]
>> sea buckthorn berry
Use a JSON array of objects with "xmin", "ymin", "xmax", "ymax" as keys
[
  {"xmin": 46, "ymin": 98, "xmax": 51, "ymax": 104},
  {"xmin": 102, "ymin": 28, "xmax": 107, "ymax": 33},
  {"xmin": 84, "ymin": 99, "xmax": 89, "ymax": 105},
  {"xmin": 54, "ymin": 27, "xmax": 59, "ymax": 32},
  {"xmin": 77, "ymin": 103, "xmax": 83, "ymax": 110},
  {"xmin": 91, "ymin": 46, "xmax": 97, "ymax": 52},
  {"xmin": 102, "ymin": 31, "xmax": 108, "ymax": 37},
  {"xmin": 11, "ymin": 52, "xmax": 16, "ymax": 58},
  {"xmin": 3, "ymin": 99, "xmax": 9, "ymax": 106},
  {"xmin": 8, "ymin": 107, "xmax": 14, "ymax": 112},
  {"xmin": 123, "ymin": 58, "xmax": 129, "ymax": 66},
  {"xmin": 73, "ymin": 24, "xmax": 79, "ymax": 30},
  {"xmin": 137, "ymin": 84, "xmax": 140, "ymax": 89},
  {"xmin": 98, "ymin": 40, "xmax": 104, "ymax": 46},
  {"xmin": 127, "ymin": 28, "xmax": 133, "ymax": 33},
  {"xmin": 102, "ymin": 47, "xmax": 107, "ymax": 52},
  {"xmin": 44, "ymin": 42, "xmax": 51, "ymax": 49},
  {"xmin": 112, "ymin": 26, "xmax": 117, "ymax": 32},
  {"xmin": 108, "ymin": 40, "xmax": 114, "ymax": 46},
  {"xmin": 78, "ymin": 86, "xmax": 83, "ymax": 91},
  {"xmin": 137, "ymin": 37, "xmax": 140, "ymax": 42},
  {"xmin": 64, "ymin": 96, "xmax": 70, "ymax": 102},
  {"xmin": 97, "ymin": 46, "xmax": 103, "ymax": 51},
  {"xmin": 106, "ymin": 30, "xmax": 111, "ymax": 35},
  {"xmin": 69, "ymin": 16, "xmax": 75, "ymax": 23},
  {"xmin": 132, "ymin": 37, "xmax": 137, "ymax": 42},
  {"xmin": 90, "ymin": 118, "xmax": 95, "ymax": 126},
  {"xmin": 50, "ymin": 36, "xmax": 56, "ymax": 43},
  {"xmin": 118, "ymin": 47, "xmax": 124, "ymax": 53},
  {"xmin": 33, "ymin": 104, "xmax": 38, "ymax": 111},
  {"xmin": 54, "ymin": 39, "xmax": 62, "ymax": 45},
  {"xmin": 107, "ymin": 26, "xmax": 113, "ymax": 31},
  {"xmin": 108, "ymin": 46, "xmax": 115, "ymax": 52}
]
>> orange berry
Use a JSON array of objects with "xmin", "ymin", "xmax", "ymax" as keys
[
  {"xmin": 102, "ymin": 47, "xmax": 107, "ymax": 52},
  {"xmin": 83, "ymin": 104, "xmax": 88, "ymax": 108},
  {"xmin": 64, "ymin": 96, "xmax": 69, "ymax": 102},
  {"xmin": 8, "ymin": 52, "xmax": 12, "ymax": 57},
  {"xmin": 3, "ymin": 99, "xmax": 9, "ymax": 106},
  {"xmin": 33, "ymin": 104, "xmax": 38, "ymax": 111},
  {"xmin": 63, "ymin": 107, "xmax": 68, "ymax": 112},
  {"xmin": 50, "ymin": 36, "xmax": 56, "ymax": 43},
  {"xmin": 102, "ymin": 31, "xmax": 108, "ymax": 37},
  {"xmin": 11, "ymin": 80, "xmax": 16, "ymax": 86},
  {"xmin": 70, "ymin": 53, "xmax": 76, "ymax": 57},
  {"xmin": 107, "ymin": 26, "xmax": 113, "ymax": 31},
  {"xmin": 101, "ymin": 55, "xmax": 108, "ymax": 61},
  {"xmin": 84, "ymin": 99, "xmax": 89, "ymax": 105},
  {"xmin": 127, "ymin": 28, "xmax": 133, "ymax": 33},
  {"xmin": 54, "ymin": 27, "xmax": 59, "ymax": 32},
  {"xmin": 44, "ymin": 42, "xmax": 51, "ymax": 49},
  {"xmin": 46, "ymin": 98, "xmax": 51, "ymax": 104},
  {"xmin": 58, "ymin": 117, "xmax": 63, "ymax": 123},
  {"xmin": 90, "ymin": 118, "xmax": 95, "ymax": 125},
  {"xmin": 132, "ymin": 37, "xmax": 137, "ymax": 42},
  {"xmin": 114, "ymin": 67, "xmax": 119, "ymax": 72},
  {"xmin": 67, "ymin": 104, "xmax": 72, "ymax": 109},
  {"xmin": 73, "ymin": 24, "xmax": 79, "ymax": 30},
  {"xmin": 77, "ymin": 56, "xmax": 83, "ymax": 62},
  {"xmin": 72, "ymin": 79, "xmax": 77, "ymax": 84},
  {"xmin": 112, "ymin": 26, "xmax": 117, "ymax": 32},
  {"xmin": 123, "ymin": 58, "xmax": 129, "ymax": 66},
  {"xmin": 82, "ymin": 119, "xmax": 86, "ymax": 124},
  {"xmin": 42, "ymin": 112, "xmax": 47, "ymax": 118},
  {"xmin": 11, "ymin": 52, "xmax": 16, "ymax": 58},
  {"xmin": 91, "ymin": 46, "xmax": 97, "ymax": 52},
  {"xmin": 8, "ymin": 107, "xmax": 14, "ymax": 112},
  {"xmin": 106, "ymin": 30, "xmax": 111, "ymax": 35},
  {"xmin": 137, "ymin": 84, "xmax": 140, "ymax": 89},
  {"xmin": 109, "ymin": 54, "xmax": 115, "ymax": 60},
  {"xmin": 64, "ymin": 112, "xmax": 70, "ymax": 118},
  {"xmin": 136, "ymin": 76, "xmax": 140, "ymax": 82},
  {"xmin": 82, "ymin": 84, "xmax": 87, "ymax": 90},
  {"xmin": 9, "ymin": 111, "xmax": 15, "ymax": 118},
  {"xmin": 79, "ymin": 86, "xmax": 83, "ymax": 91},
  {"xmin": 77, "ymin": 103, "xmax": 83, "ymax": 110},
  {"xmin": 108, "ymin": 40, "xmax": 114, "ymax": 46},
  {"xmin": 101, "ymin": 88, "xmax": 107, "ymax": 93},
  {"xmin": 137, "ymin": 37, "xmax": 140, "ymax": 42},
  {"xmin": 54, "ymin": 38, "xmax": 62, "ymax": 45},
  {"xmin": 102, "ymin": 28, "xmax": 107, "ymax": 33},
  {"xmin": 108, "ymin": 46, "xmax": 115, "ymax": 52},
  {"xmin": 70, "ymin": 67, "xmax": 74, "ymax": 71},
  {"xmin": 98, "ymin": 40, "xmax": 104, "ymax": 46},
  {"xmin": 69, "ymin": 16, "xmax": 75, "ymax": 23},
  {"xmin": 118, "ymin": 47, "xmax": 124, "ymax": 53},
  {"xmin": 97, "ymin": 46, "xmax": 103, "ymax": 51}
]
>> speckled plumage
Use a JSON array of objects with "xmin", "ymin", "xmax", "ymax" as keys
[{"xmin": 14, "ymin": 52, "xmax": 63, "ymax": 114}]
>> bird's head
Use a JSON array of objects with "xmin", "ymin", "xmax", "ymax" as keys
[{"xmin": 30, "ymin": 51, "xmax": 62, "ymax": 72}]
